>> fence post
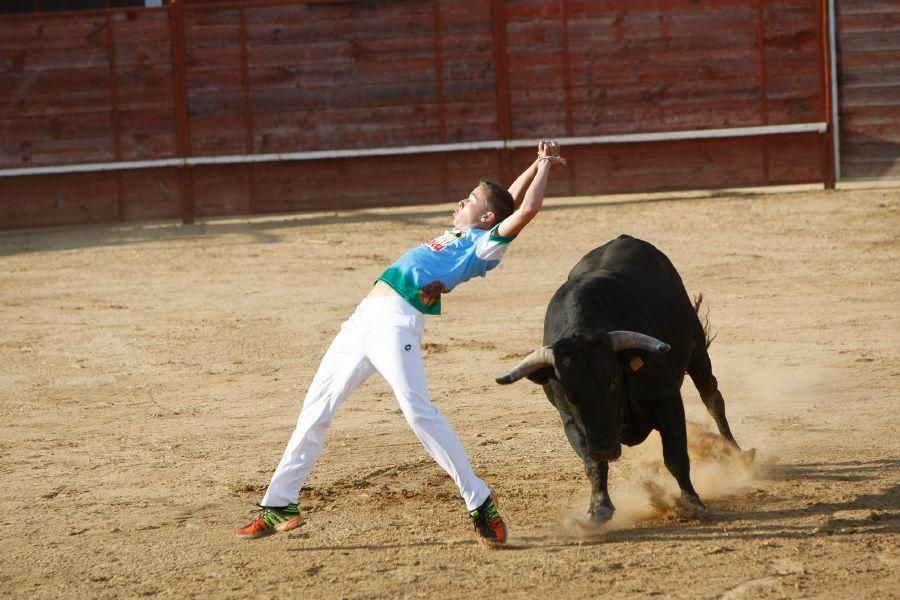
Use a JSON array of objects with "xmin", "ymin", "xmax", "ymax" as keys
[
  {"xmin": 169, "ymin": 0, "xmax": 194, "ymax": 224},
  {"xmin": 491, "ymin": 0, "xmax": 513, "ymax": 184},
  {"xmin": 755, "ymin": 0, "xmax": 770, "ymax": 185},
  {"xmin": 820, "ymin": 0, "xmax": 837, "ymax": 188}
]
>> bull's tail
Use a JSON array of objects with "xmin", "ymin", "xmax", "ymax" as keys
[{"xmin": 693, "ymin": 293, "xmax": 717, "ymax": 349}]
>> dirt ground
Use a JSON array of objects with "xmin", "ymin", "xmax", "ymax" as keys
[{"xmin": 1, "ymin": 185, "xmax": 898, "ymax": 599}]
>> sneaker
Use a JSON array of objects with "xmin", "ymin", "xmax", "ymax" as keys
[
  {"xmin": 235, "ymin": 504, "xmax": 305, "ymax": 539},
  {"xmin": 469, "ymin": 494, "xmax": 507, "ymax": 547}
]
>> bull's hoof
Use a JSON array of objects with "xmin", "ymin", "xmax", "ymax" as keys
[
  {"xmin": 586, "ymin": 506, "xmax": 615, "ymax": 523},
  {"xmin": 741, "ymin": 448, "xmax": 757, "ymax": 463},
  {"xmin": 675, "ymin": 492, "xmax": 707, "ymax": 520}
]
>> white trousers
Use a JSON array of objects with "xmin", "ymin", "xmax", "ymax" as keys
[{"xmin": 261, "ymin": 296, "xmax": 490, "ymax": 511}]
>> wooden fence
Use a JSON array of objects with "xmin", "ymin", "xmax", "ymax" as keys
[
  {"xmin": 0, "ymin": 0, "xmax": 832, "ymax": 230},
  {"xmin": 834, "ymin": 0, "xmax": 900, "ymax": 180}
]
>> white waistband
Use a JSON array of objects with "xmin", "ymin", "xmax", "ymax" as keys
[{"xmin": 359, "ymin": 295, "xmax": 423, "ymax": 315}]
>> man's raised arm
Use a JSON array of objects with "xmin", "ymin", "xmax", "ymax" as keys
[{"xmin": 497, "ymin": 141, "xmax": 565, "ymax": 239}]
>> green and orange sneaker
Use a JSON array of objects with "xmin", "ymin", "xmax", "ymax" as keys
[
  {"xmin": 235, "ymin": 504, "xmax": 305, "ymax": 539},
  {"xmin": 469, "ymin": 494, "xmax": 507, "ymax": 547}
]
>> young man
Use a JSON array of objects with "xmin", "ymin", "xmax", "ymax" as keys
[{"xmin": 236, "ymin": 141, "xmax": 565, "ymax": 546}]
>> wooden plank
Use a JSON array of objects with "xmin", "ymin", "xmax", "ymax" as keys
[
  {"xmin": 186, "ymin": 67, "xmax": 244, "ymax": 92},
  {"xmin": 182, "ymin": 46, "xmax": 243, "ymax": 70},
  {"xmin": 0, "ymin": 16, "xmax": 110, "ymax": 51},
  {"xmin": 251, "ymin": 110, "xmax": 443, "ymax": 153},
  {"xmin": 119, "ymin": 110, "xmax": 178, "ymax": 160},
  {"xmin": 840, "ymin": 50, "xmax": 900, "ymax": 69},
  {"xmin": 840, "ymin": 160, "xmax": 900, "ymax": 179},
  {"xmin": 0, "ymin": 112, "xmax": 111, "ymax": 141},
  {"xmin": 116, "ymin": 64, "xmax": 175, "ymax": 111},
  {"xmin": 765, "ymin": 133, "xmax": 824, "ymax": 183},
  {"xmin": 841, "ymin": 143, "xmax": 900, "ymax": 165},
  {"xmin": 249, "ymin": 154, "xmax": 449, "ymax": 214},
  {"xmin": 568, "ymin": 57, "xmax": 758, "ymax": 81},
  {"xmin": 764, "ymin": 45, "xmax": 819, "ymax": 77},
  {"xmin": 120, "ymin": 167, "xmax": 182, "ymax": 221},
  {"xmin": 765, "ymin": 96, "xmax": 821, "ymax": 123},
  {"xmin": 838, "ymin": 65, "xmax": 900, "ymax": 88},
  {"xmin": 0, "ymin": 91, "xmax": 112, "ymax": 119},
  {"xmin": 569, "ymin": 77, "xmax": 762, "ymax": 105},
  {"xmin": 188, "ymin": 113, "xmax": 247, "ymax": 155},
  {"xmin": 506, "ymin": 53, "xmax": 566, "ymax": 87},
  {"xmin": 248, "ymin": 82, "xmax": 439, "ymax": 112},
  {"xmin": 838, "ymin": 31, "xmax": 900, "ymax": 53},
  {"xmin": 840, "ymin": 85, "xmax": 900, "ymax": 108},
  {"xmin": 841, "ymin": 127, "xmax": 900, "ymax": 144},
  {"xmin": 191, "ymin": 164, "xmax": 251, "ymax": 217},
  {"xmin": 837, "ymin": 12, "xmax": 900, "ymax": 33},
  {"xmin": 570, "ymin": 135, "xmax": 817, "ymax": 192},
  {"xmin": 2, "ymin": 136, "xmax": 116, "ymax": 168},
  {"xmin": 0, "ymin": 172, "xmax": 119, "ymax": 228},
  {"xmin": 247, "ymin": 37, "xmax": 438, "ymax": 67},
  {"xmin": 837, "ymin": 0, "xmax": 900, "ymax": 16},
  {"xmin": 569, "ymin": 99, "xmax": 764, "ymax": 135},
  {"xmin": 185, "ymin": 89, "xmax": 245, "ymax": 116},
  {"xmin": 567, "ymin": 0, "xmax": 754, "ymax": 14},
  {"xmin": 566, "ymin": 24, "xmax": 757, "ymax": 52},
  {"xmin": 506, "ymin": 19, "xmax": 563, "ymax": 48},
  {"xmin": 766, "ymin": 73, "xmax": 819, "ymax": 99},
  {"xmin": 442, "ymin": 101, "xmax": 499, "ymax": 141},
  {"xmin": 110, "ymin": 10, "xmax": 170, "ymax": 43},
  {"xmin": 668, "ymin": 5, "xmax": 758, "ymax": 33},
  {"xmin": 246, "ymin": 60, "xmax": 437, "ymax": 89},
  {"xmin": 183, "ymin": 23, "xmax": 242, "ymax": 49},
  {"xmin": 115, "ymin": 42, "xmax": 172, "ymax": 69},
  {"xmin": 0, "ymin": 46, "xmax": 111, "ymax": 73},
  {"xmin": 242, "ymin": 13, "xmax": 434, "ymax": 45},
  {"xmin": 839, "ymin": 105, "xmax": 900, "ymax": 127},
  {"xmin": 0, "ymin": 66, "xmax": 110, "ymax": 96}
]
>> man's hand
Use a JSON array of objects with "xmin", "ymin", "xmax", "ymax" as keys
[
  {"xmin": 496, "ymin": 140, "xmax": 564, "ymax": 239},
  {"xmin": 537, "ymin": 140, "xmax": 566, "ymax": 167}
]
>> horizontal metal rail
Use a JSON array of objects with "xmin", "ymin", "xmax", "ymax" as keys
[{"xmin": 0, "ymin": 122, "xmax": 827, "ymax": 178}]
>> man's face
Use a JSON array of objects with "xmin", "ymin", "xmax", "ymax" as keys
[{"xmin": 452, "ymin": 185, "xmax": 493, "ymax": 230}]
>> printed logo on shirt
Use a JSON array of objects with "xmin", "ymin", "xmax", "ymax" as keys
[
  {"xmin": 404, "ymin": 344, "xmax": 412, "ymax": 351},
  {"xmin": 423, "ymin": 229, "xmax": 465, "ymax": 252}
]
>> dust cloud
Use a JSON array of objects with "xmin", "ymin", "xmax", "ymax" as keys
[{"xmin": 561, "ymin": 421, "xmax": 764, "ymax": 536}]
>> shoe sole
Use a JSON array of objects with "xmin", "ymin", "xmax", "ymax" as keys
[
  {"xmin": 235, "ymin": 515, "xmax": 306, "ymax": 539},
  {"xmin": 274, "ymin": 515, "xmax": 306, "ymax": 533}
]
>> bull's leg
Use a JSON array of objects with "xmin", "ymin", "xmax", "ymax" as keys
[
  {"xmin": 584, "ymin": 461, "xmax": 614, "ymax": 521},
  {"xmin": 545, "ymin": 383, "xmax": 614, "ymax": 521},
  {"xmin": 656, "ymin": 389, "xmax": 706, "ymax": 518},
  {"xmin": 687, "ymin": 345, "xmax": 740, "ymax": 449},
  {"xmin": 560, "ymin": 412, "xmax": 615, "ymax": 521}
]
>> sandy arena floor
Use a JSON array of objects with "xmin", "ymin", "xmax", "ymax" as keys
[{"xmin": 1, "ymin": 186, "xmax": 898, "ymax": 599}]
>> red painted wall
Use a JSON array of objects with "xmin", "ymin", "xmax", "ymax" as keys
[{"xmin": 0, "ymin": 0, "xmax": 829, "ymax": 230}]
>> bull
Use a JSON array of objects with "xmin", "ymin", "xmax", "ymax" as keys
[{"xmin": 497, "ymin": 235, "xmax": 746, "ymax": 521}]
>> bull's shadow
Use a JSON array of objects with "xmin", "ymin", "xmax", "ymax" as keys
[{"xmin": 549, "ymin": 458, "xmax": 900, "ymax": 546}]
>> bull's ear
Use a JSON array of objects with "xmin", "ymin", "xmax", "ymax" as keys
[
  {"xmin": 526, "ymin": 366, "xmax": 557, "ymax": 385},
  {"xmin": 618, "ymin": 349, "xmax": 648, "ymax": 372}
]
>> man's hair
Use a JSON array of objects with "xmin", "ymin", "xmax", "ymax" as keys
[{"xmin": 479, "ymin": 178, "xmax": 515, "ymax": 224}]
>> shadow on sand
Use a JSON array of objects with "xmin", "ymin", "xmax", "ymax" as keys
[
  {"xmin": 0, "ymin": 189, "xmax": 771, "ymax": 257},
  {"xmin": 282, "ymin": 458, "xmax": 899, "ymax": 553}
]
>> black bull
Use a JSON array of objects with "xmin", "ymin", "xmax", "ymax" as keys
[{"xmin": 497, "ymin": 235, "xmax": 747, "ymax": 520}]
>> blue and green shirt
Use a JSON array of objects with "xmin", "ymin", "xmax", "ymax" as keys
[{"xmin": 377, "ymin": 224, "xmax": 515, "ymax": 315}]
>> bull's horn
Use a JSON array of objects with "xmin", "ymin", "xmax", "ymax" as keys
[
  {"xmin": 608, "ymin": 331, "xmax": 670, "ymax": 353},
  {"xmin": 496, "ymin": 346, "xmax": 555, "ymax": 384}
]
